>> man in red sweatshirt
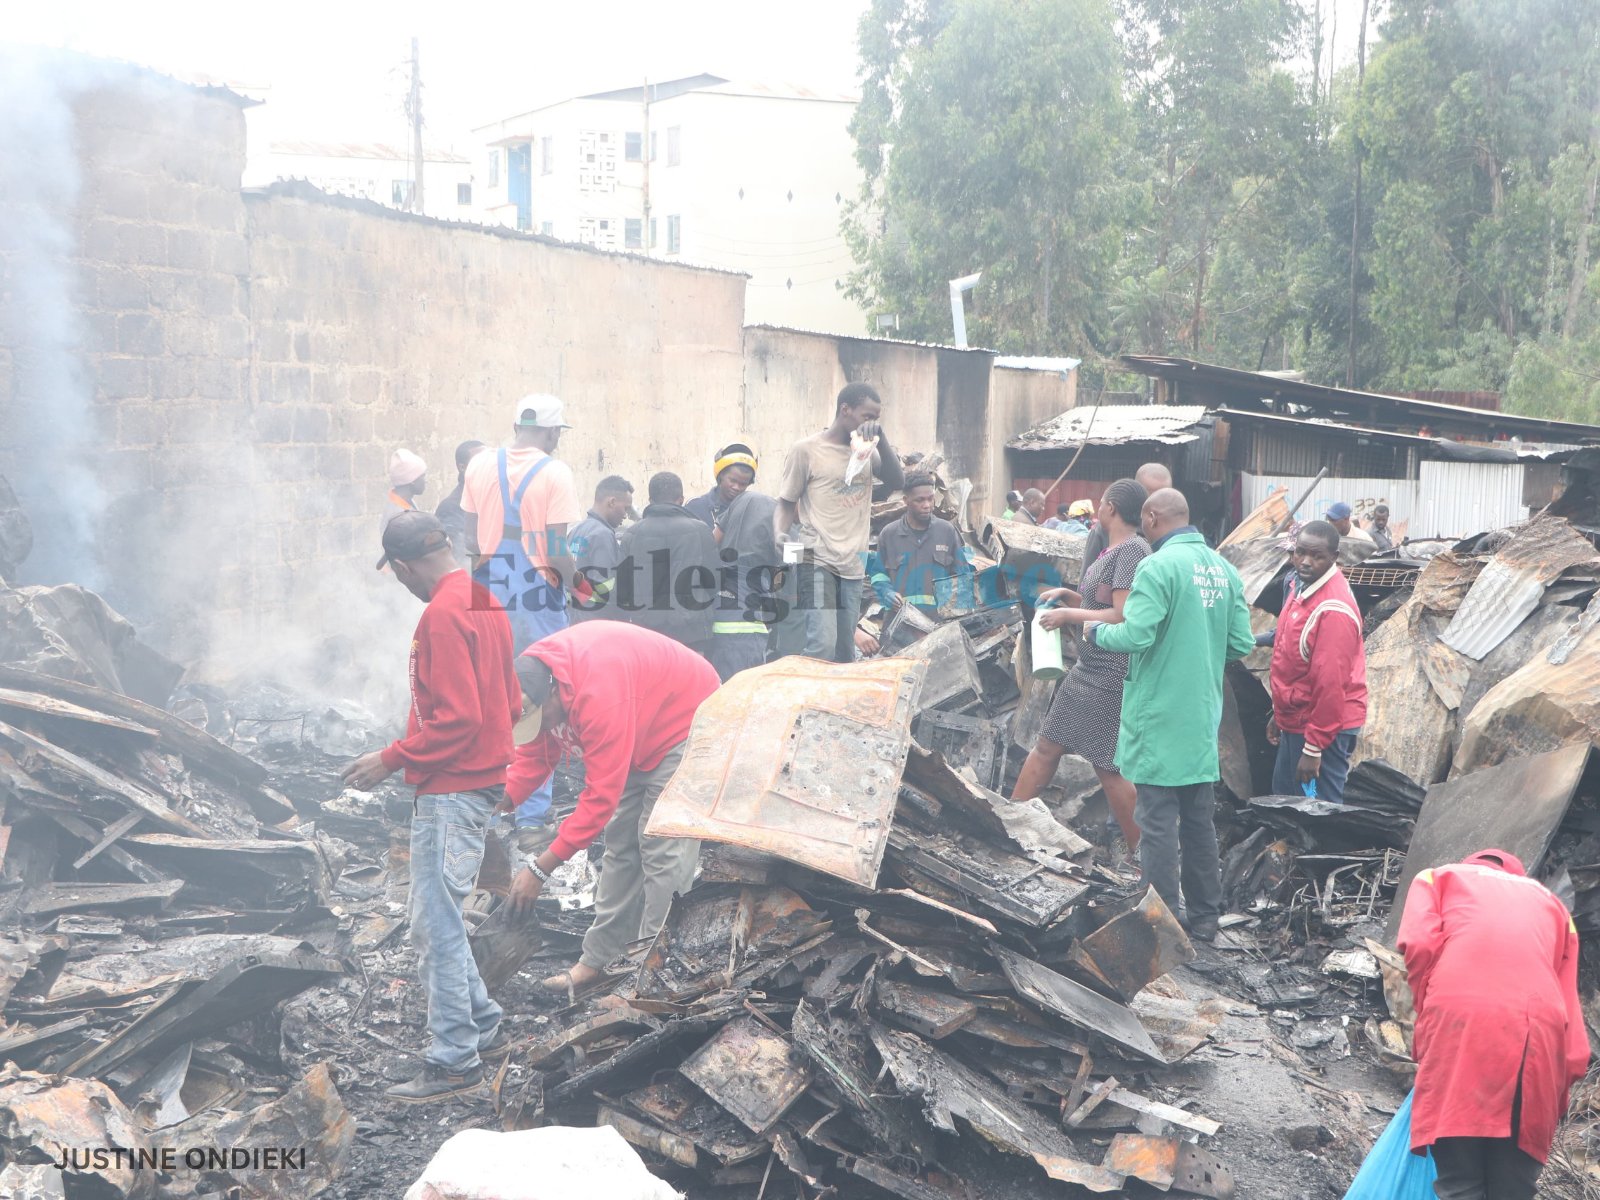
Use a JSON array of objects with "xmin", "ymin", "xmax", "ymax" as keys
[
  {"xmin": 500, "ymin": 622, "xmax": 720, "ymax": 994},
  {"xmin": 342, "ymin": 511, "xmax": 520, "ymax": 1103},
  {"xmin": 1398, "ymin": 849, "xmax": 1589, "ymax": 1198},
  {"xmin": 1264, "ymin": 520, "xmax": 1367, "ymax": 803}
]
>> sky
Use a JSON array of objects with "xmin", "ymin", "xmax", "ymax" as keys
[
  {"xmin": 8, "ymin": 0, "xmax": 1377, "ymax": 162},
  {"xmin": 5, "ymin": 0, "xmax": 874, "ymax": 153}
]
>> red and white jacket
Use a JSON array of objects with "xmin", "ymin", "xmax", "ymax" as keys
[{"xmin": 1268, "ymin": 564, "xmax": 1367, "ymax": 753}]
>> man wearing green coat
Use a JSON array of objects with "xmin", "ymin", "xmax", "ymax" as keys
[{"xmin": 1084, "ymin": 488, "xmax": 1255, "ymax": 941}]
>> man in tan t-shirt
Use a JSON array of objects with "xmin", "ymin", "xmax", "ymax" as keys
[{"xmin": 774, "ymin": 383, "xmax": 905, "ymax": 662}]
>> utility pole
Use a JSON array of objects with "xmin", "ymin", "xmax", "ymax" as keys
[
  {"xmin": 641, "ymin": 77, "xmax": 652, "ymax": 254},
  {"xmin": 1345, "ymin": 0, "xmax": 1370, "ymax": 386},
  {"xmin": 407, "ymin": 37, "xmax": 425, "ymax": 215}
]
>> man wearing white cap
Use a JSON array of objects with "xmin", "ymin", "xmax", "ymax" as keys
[
  {"xmin": 381, "ymin": 449, "xmax": 428, "ymax": 540},
  {"xmin": 461, "ymin": 394, "xmax": 582, "ymax": 844}
]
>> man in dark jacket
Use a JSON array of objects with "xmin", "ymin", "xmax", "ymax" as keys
[
  {"xmin": 434, "ymin": 440, "xmax": 486, "ymax": 566},
  {"xmin": 568, "ymin": 474, "xmax": 633, "ymax": 621},
  {"xmin": 711, "ymin": 486, "xmax": 783, "ymax": 680},
  {"xmin": 616, "ymin": 472, "xmax": 719, "ymax": 657},
  {"xmin": 685, "ymin": 443, "xmax": 757, "ymax": 529}
]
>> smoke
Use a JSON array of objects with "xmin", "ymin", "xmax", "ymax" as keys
[{"xmin": 0, "ymin": 48, "xmax": 107, "ymax": 590}]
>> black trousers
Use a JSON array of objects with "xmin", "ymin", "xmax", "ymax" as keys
[{"xmin": 1431, "ymin": 1137, "xmax": 1541, "ymax": 1200}]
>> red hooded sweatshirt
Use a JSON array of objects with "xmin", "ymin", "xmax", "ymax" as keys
[
  {"xmin": 506, "ymin": 622, "xmax": 720, "ymax": 862},
  {"xmin": 378, "ymin": 570, "xmax": 519, "ymax": 795},
  {"xmin": 1268, "ymin": 564, "xmax": 1367, "ymax": 751},
  {"xmin": 1398, "ymin": 850, "xmax": 1589, "ymax": 1163}
]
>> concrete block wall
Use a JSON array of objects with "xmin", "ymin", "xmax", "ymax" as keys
[{"xmin": 0, "ymin": 62, "xmax": 1077, "ymax": 687}]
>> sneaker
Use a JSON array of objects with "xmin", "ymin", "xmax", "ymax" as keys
[
  {"xmin": 478, "ymin": 1028, "xmax": 514, "ymax": 1061},
  {"xmin": 385, "ymin": 1062, "xmax": 485, "ymax": 1104}
]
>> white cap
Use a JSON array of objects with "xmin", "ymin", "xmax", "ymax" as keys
[
  {"xmin": 512, "ymin": 393, "xmax": 571, "ymax": 429},
  {"xmin": 388, "ymin": 448, "xmax": 426, "ymax": 486}
]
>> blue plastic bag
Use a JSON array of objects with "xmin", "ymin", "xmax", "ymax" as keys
[{"xmin": 1343, "ymin": 1090, "xmax": 1437, "ymax": 1200}]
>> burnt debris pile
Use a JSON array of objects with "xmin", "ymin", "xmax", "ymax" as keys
[{"xmin": 0, "ymin": 566, "xmax": 356, "ymax": 1198}]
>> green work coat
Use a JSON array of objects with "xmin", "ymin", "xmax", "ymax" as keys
[{"xmin": 1091, "ymin": 529, "xmax": 1255, "ymax": 787}]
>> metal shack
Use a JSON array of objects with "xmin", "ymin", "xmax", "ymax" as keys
[{"xmin": 1004, "ymin": 356, "xmax": 1600, "ymax": 541}]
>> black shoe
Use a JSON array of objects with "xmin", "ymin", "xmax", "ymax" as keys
[
  {"xmin": 385, "ymin": 1062, "xmax": 485, "ymax": 1103},
  {"xmin": 478, "ymin": 1028, "xmax": 514, "ymax": 1061},
  {"xmin": 1187, "ymin": 919, "xmax": 1219, "ymax": 943}
]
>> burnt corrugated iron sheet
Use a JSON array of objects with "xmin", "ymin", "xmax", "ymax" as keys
[
  {"xmin": 1008, "ymin": 405, "xmax": 1209, "ymax": 450},
  {"xmin": 1440, "ymin": 516, "xmax": 1600, "ymax": 660}
]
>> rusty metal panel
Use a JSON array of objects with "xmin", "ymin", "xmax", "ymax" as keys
[
  {"xmin": 1071, "ymin": 889, "xmax": 1195, "ymax": 1001},
  {"xmin": 1386, "ymin": 742, "xmax": 1590, "ymax": 940},
  {"xmin": 678, "ymin": 1016, "xmax": 812, "ymax": 1134},
  {"xmin": 646, "ymin": 657, "xmax": 925, "ymax": 887},
  {"xmin": 1441, "ymin": 516, "xmax": 1600, "ymax": 660}
]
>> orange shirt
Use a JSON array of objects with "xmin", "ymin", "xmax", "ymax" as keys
[{"xmin": 460, "ymin": 447, "xmax": 581, "ymax": 570}]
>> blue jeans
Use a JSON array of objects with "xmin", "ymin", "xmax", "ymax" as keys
[
  {"xmin": 410, "ymin": 790, "xmax": 502, "ymax": 1071},
  {"xmin": 1272, "ymin": 728, "xmax": 1361, "ymax": 803},
  {"xmin": 802, "ymin": 565, "xmax": 864, "ymax": 663}
]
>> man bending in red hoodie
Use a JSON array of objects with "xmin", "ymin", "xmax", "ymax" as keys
[
  {"xmin": 343, "ymin": 511, "xmax": 521, "ymax": 1103},
  {"xmin": 501, "ymin": 622, "xmax": 720, "ymax": 993},
  {"xmin": 1264, "ymin": 519, "xmax": 1367, "ymax": 802}
]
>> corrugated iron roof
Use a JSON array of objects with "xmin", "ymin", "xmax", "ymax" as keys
[
  {"xmin": 744, "ymin": 323, "xmax": 995, "ymax": 354},
  {"xmin": 269, "ymin": 141, "xmax": 470, "ymax": 164},
  {"xmin": 1439, "ymin": 516, "xmax": 1600, "ymax": 660},
  {"xmin": 994, "ymin": 356, "xmax": 1082, "ymax": 374},
  {"xmin": 1009, "ymin": 405, "xmax": 1209, "ymax": 451},
  {"xmin": 1218, "ymin": 408, "xmax": 1435, "ymax": 446}
]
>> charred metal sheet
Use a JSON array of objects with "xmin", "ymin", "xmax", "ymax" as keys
[
  {"xmin": 636, "ymin": 885, "xmax": 831, "ymax": 1002},
  {"xmin": 597, "ymin": 1105, "xmax": 698, "ymax": 1168},
  {"xmin": 1103, "ymin": 1132, "xmax": 1176, "ymax": 1187},
  {"xmin": 523, "ymin": 1006, "xmax": 661, "ymax": 1068},
  {"xmin": 791, "ymin": 1001, "xmax": 935, "ymax": 1163},
  {"xmin": 1171, "ymin": 1141, "xmax": 1235, "ymax": 1198},
  {"xmin": 1549, "ymin": 591, "xmax": 1600, "ymax": 664},
  {"xmin": 0, "ymin": 719, "xmax": 207, "ymax": 837},
  {"xmin": 897, "ymin": 621, "xmax": 983, "ymax": 713},
  {"xmin": 63, "ymin": 951, "xmax": 343, "ymax": 1078},
  {"xmin": 1071, "ymin": 888, "xmax": 1194, "ymax": 1001},
  {"xmin": 34, "ymin": 932, "xmax": 318, "ymax": 1010},
  {"xmin": 123, "ymin": 834, "xmax": 328, "ymax": 907},
  {"xmin": 1386, "ymin": 742, "xmax": 1589, "ymax": 939},
  {"xmin": 174, "ymin": 1064, "xmax": 351, "ymax": 1200},
  {"xmin": 0, "ymin": 1065, "xmax": 154, "ymax": 1199},
  {"xmin": 843, "ymin": 1157, "xmax": 967, "ymax": 1200},
  {"xmin": 22, "ymin": 878, "xmax": 184, "ymax": 916},
  {"xmin": 1441, "ymin": 516, "xmax": 1600, "ymax": 660},
  {"xmin": 1104, "ymin": 1134, "xmax": 1234, "ymax": 1196},
  {"xmin": 887, "ymin": 828, "xmax": 1089, "ymax": 928},
  {"xmin": 1097, "ymin": 1088, "xmax": 1221, "ymax": 1137},
  {"xmin": 1247, "ymin": 794, "xmax": 1414, "ymax": 850},
  {"xmin": 468, "ymin": 898, "xmax": 543, "ymax": 991},
  {"xmin": 874, "ymin": 979, "xmax": 978, "ymax": 1038},
  {"xmin": 911, "ymin": 710, "xmax": 1003, "ymax": 790},
  {"xmin": 870, "ymin": 1026, "xmax": 1125, "ymax": 1193},
  {"xmin": 622, "ymin": 1077, "xmax": 765, "ymax": 1165},
  {"xmin": 646, "ymin": 657, "xmax": 926, "ymax": 887},
  {"xmin": 904, "ymin": 743, "xmax": 1092, "ymax": 859},
  {"xmin": 993, "ymin": 946, "xmax": 1164, "ymax": 1063},
  {"xmin": 678, "ymin": 1016, "xmax": 812, "ymax": 1134}
]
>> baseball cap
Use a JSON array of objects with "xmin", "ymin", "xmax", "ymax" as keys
[
  {"xmin": 512, "ymin": 393, "xmax": 571, "ymax": 429},
  {"xmin": 375, "ymin": 510, "xmax": 451, "ymax": 570},
  {"xmin": 513, "ymin": 652, "xmax": 554, "ymax": 743},
  {"xmin": 1327, "ymin": 501, "xmax": 1353, "ymax": 520}
]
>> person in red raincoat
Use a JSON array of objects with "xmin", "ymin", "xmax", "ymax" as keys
[{"xmin": 1397, "ymin": 849, "xmax": 1590, "ymax": 1199}]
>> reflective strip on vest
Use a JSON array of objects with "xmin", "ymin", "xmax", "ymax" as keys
[{"xmin": 713, "ymin": 621, "xmax": 768, "ymax": 635}]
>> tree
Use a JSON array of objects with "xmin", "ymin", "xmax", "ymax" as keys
[{"xmin": 844, "ymin": 0, "xmax": 1133, "ymax": 354}]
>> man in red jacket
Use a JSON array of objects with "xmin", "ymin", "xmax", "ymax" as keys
[
  {"xmin": 1398, "ymin": 850, "xmax": 1589, "ymax": 1198},
  {"xmin": 1264, "ymin": 520, "xmax": 1367, "ymax": 802},
  {"xmin": 500, "ymin": 622, "xmax": 720, "ymax": 994},
  {"xmin": 342, "ymin": 511, "xmax": 521, "ymax": 1103}
]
